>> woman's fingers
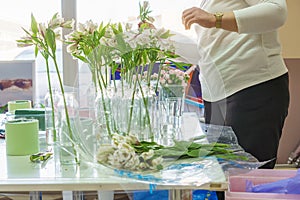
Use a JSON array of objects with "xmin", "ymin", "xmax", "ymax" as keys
[{"xmin": 182, "ymin": 7, "xmax": 214, "ymax": 29}]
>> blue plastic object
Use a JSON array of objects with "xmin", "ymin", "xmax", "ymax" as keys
[{"xmin": 133, "ymin": 190, "xmax": 218, "ymax": 200}]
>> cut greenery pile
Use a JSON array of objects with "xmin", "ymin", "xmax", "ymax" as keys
[
  {"xmin": 134, "ymin": 140, "xmax": 249, "ymax": 161},
  {"xmin": 96, "ymin": 133, "xmax": 250, "ymax": 172}
]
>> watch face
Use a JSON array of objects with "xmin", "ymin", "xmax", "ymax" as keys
[
  {"xmin": 214, "ymin": 12, "xmax": 223, "ymax": 28},
  {"xmin": 215, "ymin": 12, "xmax": 224, "ymax": 18}
]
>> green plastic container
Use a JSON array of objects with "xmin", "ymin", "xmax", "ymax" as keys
[
  {"xmin": 5, "ymin": 118, "xmax": 39, "ymax": 156},
  {"xmin": 14, "ymin": 108, "xmax": 45, "ymax": 131}
]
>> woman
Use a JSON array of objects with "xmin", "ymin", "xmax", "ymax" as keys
[{"xmin": 182, "ymin": 0, "xmax": 290, "ymax": 169}]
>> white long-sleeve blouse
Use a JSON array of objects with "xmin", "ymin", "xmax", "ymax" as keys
[{"xmin": 192, "ymin": 0, "xmax": 288, "ymax": 102}]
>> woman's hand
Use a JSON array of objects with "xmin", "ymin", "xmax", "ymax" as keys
[{"xmin": 182, "ymin": 7, "xmax": 215, "ymax": 30}]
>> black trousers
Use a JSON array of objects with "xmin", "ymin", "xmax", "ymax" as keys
[{"xmin": 204, "ymin": 73, "xmax": 290, "ymax": 169}]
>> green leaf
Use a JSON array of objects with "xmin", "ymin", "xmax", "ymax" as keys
[
  {"xmin": 117, "ymin": 22, "xmax": 123, "ymax": 33},
  {"xmin": 74, "ymin": 55, "xmax": 89, "ymax": 63},
  {"xmin": 111, "ymin": 23, "xmax": 120, "ymax": 35},
  {"xmin": 169, "ymin": 60, "xmax": 192, "ymax": 71},
  {"xmin": 187, "ymin": 149, "xmax": 210, "ymax": 157},
  {"xmin": 21, "ymin": 27, "xmax": 32, "ymax": 36},
  {"xmin": 189, "ymin": 135, "xmax": 206, "ymax": 141},
  {"xmin": 115, "ymin": 34, "xmax": 129, "ymax": 54},
  {"xmin": 110, "ymin": 62, "xmax": 119, "ymax": 74},
  {"xmin": 213, "ymin": 142, "xmax": 231, "ymax": 148},
  {"xmin": 34, "ymin": 45, "xmax": 39, "ymax": 57},
  {"xmin": 98, "ymin": 23, "xmax": 107, "ymax": 38},
  {"xmin": 211, "ymin": 146, "xmax": 233, "ymax": 154},
  {"xmin": 40, "ymin": 50, "xmax": 49, "ymax": 60},
  {"xmin": 0, "ymin": 104, "xmax": 8, "ymax": 113},
  {"xmin": 141, "ymin": 51, "xmax": 148, "ymax": 64},
  {"xmin": 139, "ymin": 141, "xmax": 159, "ymax": 146},
  {"xmin": 160, "ymin": 30, "xmax": 174, "ymax": 39},
  {"xmin": 31, "ymin": 13, "xmax": 39, "ymax": 34},
  {"xmin": 51, "ymin": 12, "xmax": 59, "ymax": 21},
  {"xmin": 214, "ymin": 154, "xmax": 249, "ymax": 161},
  {"xmin": 45, "ymin": 28, "xmax": 56, "ymax": 55},
  {"xmin": 156, "ymin": 164, "xmax": 163, "ymax": 170},
  {"xmin": 132, "ymin": 140, "xmax": 163, "ymax": 154},
  {"xmin": 155, "ymin": 148, "xmax": 187, "ymax": 158},
  {"xmin": 139, "ymin": 23, "xmax": 150, "ymax": 30},
  {"xmin": 188, "ymin": 142, "xmax": 202, "ymax": 149},
  {"xmin": 173, "ymin": 140, "xmax": 192, "ymax": 150}
]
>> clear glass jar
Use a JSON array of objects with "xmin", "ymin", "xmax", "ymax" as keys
[
  {"xmin": 158, "ymin": 85, "xmax": 186, "ymax": 146},
  {"xmin": 44, "ymin": 88, "xmax": 61, "ymax": 144},
  {"xmin": 94, "ymin": 87, "xmax": 113, "ymax": 144},
  {"xmin": 56, "ymin": 91, "xmax": 80, "ymax": 165}
]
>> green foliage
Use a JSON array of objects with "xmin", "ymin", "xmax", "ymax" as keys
[
  {"xmin": 0, "ymin": 104, "xmax": 8, "ymax": 113},
  {"xmin": 129, "ymin": 138, "xmax": 249, "ymax": 162},
  {"xmin": 17, "ymin": 13, "xmax": 74, "ymax": 144},
  {"xmin": 155, "ymin": 140, "xmax": 249, "ymax": 161},
  {"xmin": 45, "ymin": 29, "xmax": 56, "ymax": 55},
  {"xmin": 139, "ymin": 1, "xmax": 154, "ymax": 23},
  {"xmin": 133, "ymin": 141, "xmax": 164, "ymax": 154},
  {"xmin": 30, "ymin": 14, "xmax": 38, "ymax": 35}
]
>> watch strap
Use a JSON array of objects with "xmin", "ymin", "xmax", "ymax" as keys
[{"xmin": 214, "ymin": 12, "xmax": 224, "ymax": 28}]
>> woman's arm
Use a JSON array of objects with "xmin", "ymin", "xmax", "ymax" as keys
[
  {"xmin": 235, "ymin": 0, "xmax": 287, "ymax": 34},
  {"xmin": 182, "ymin": 8, "xmax": 238, "ymax": 32},
  {"xmin": 182, "ymin": 0, "xmax": 287, "ymax": 34}
]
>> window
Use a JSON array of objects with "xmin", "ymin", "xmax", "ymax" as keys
[
  {"xmin": 0, "ymin": 0, "xmax": 61, "ymax": 107},
  {"xmin": 77, "ymin": 0, "xmax": 198, "ymax": 34},
  {"xmin": 0, "ymin": 0, "xmax": 61, "ymax": 60}
]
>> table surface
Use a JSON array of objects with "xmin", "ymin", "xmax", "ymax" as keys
[{"xmin": 0, "ymin": 113, "xmax": 227, "ymax": 192}]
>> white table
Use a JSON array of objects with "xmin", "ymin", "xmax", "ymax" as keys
[{"xmin": 0, "ymin": 113, "xmax": 227, "ymax": 200}]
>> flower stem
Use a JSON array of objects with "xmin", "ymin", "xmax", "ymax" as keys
[
  {"xmin": 96, "ymin": 66, "xmax": 112, "ymax": 137},
  {"xmin": 45, "ymin": 58, "xmax": 57, "ymax": 142},
  {"xmin": 154, "ymin": 61, "xmax": 164, "ymax": 93},
  {"xmin": 146, "ymin": 62, "xmax": 154, "ymax": 87},
  {"xmin": 127, "ymin": 70, "xmax": 139, "ymax": 134},
  {"xmin": 137, "ymin": 79, "xmax": 153, "ymax": 142},
  {"xmin": 52, "ymin": 54, "xmax": 79, "ymax": 164}
]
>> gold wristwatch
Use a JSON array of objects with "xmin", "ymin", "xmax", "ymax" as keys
[{"xmin": 214, "ymin": 12, "xmax": 224, "ymax": 28}]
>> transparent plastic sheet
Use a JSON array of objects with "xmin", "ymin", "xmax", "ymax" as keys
[
  {"xmin": 60, "ymin": 113, "xmax": 269, "ymax": 189},
  {"xmin": 199, "ymin": 123, "xmax": 271, "ymax": 171},
  {"xmin": 48, "ymin": 90, "xmax": 257, "ymax": 184},
  {"xmin": 107, "ymin": 156, "xmax": 226, "ymax": 187},
  {"xmin": 58, "ymin": 115, "xmax": 97, "ymax": 164}
]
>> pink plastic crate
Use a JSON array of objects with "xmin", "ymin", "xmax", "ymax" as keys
[{"xmin": 225, "ymin": 169, "xmax": 300, "ymax": 200}]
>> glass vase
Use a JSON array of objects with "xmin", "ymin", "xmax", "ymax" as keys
[
  {"xmin": 44, "ymin": 88, "xmax": 61, "ymax": 145},
  {"xmin": 134, "ymin": 85, "xmax": 157, "ymax": 142},
  {"xmin": 94, "ymin": 87, "xmax": 113, "ymax": 145},
  {"xmin": 158, "ymin": 85, "xmax": 186, "ymax": 146},
  {"xmin": 110, "ymin": 84, "xmax": 131, "ymax": 135},
  {"xmin": 56, "ymin": 91, "xmax": 80, "ymax": 165},
  {"xmin": 94, "ymin": 83, "xmax": 158, "ymax": 143}
]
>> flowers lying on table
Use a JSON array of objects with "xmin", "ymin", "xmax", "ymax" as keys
[
  {"xmin": 97, "ymin": 134, "xmax": 164, "ymax": 171},
  {"xmin": 96, "ymin": 133, "xmax": 250, "ymax": 172}
]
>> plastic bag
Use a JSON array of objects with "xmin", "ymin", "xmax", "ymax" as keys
[
  {"xmin": 200, "ymin": 123, "xmax": 268, "ymax": 171},
  {"xmin": 246, "ymin": 169, "xmax": 300, "ymax": 194}
]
